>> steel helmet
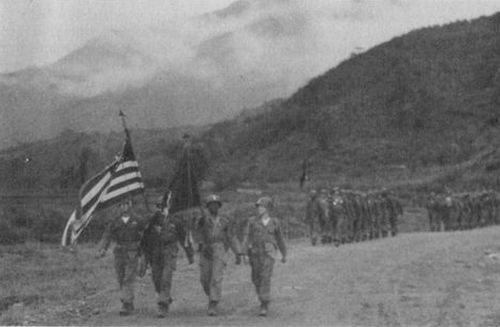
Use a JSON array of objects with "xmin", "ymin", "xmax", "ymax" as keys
[
  {"xmin": 205, "ymin": 194, "xmax": 222, "ymax": 207},
  {"xmin": 256, "ymin": 196, "xmax": 274, "ymax": 210}
]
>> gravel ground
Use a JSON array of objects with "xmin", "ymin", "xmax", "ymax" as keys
[{"xmin": 79, "ymin": 226, "xmax": 500, "ymax": 327}]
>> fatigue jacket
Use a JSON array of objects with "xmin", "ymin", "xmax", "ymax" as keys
[
  {"xmin": 141, "ymin": 211, "xmax": 192, "ymax": 265},
  {"xmin": 99, "ymin": 213, "xmax": 146, "ymax": 253},
  {"xmin": 243, "ymin": 216, "xmax": 287, "ymax": 258},
  {"xmin": 197, "ymin": 214, "xmax": 241, "ymax": 259}
]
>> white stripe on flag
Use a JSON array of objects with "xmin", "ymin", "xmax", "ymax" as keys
[
  {"xmin": 80, "ymin": 171, "xmax": 113, "ymax": 208},
  {"xmin": 101, "ymin": 182, "xmax": 144, "ymax": 202},
  {"xmin": 108, "ymin": 171, "xmax": 142, "ymax": 187},
  {"xmin": 116, "ymin": 161, "xmax": 139, "ymax": 171},
  {"xmin": 73, "ymin": 185, "xmax": 109, "ymax": 236},
  {"xmin": 61, "ymin": 210, "xmax": 76, "ymax": 246}
]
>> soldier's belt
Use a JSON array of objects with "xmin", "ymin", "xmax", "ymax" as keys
[
  {"xmin": 161, "ymin": 240, "xmax": 177, "ymax": 247},
  {"xmin": 115, "ymin": 242, "xmax": 141, "ymax": 251}
]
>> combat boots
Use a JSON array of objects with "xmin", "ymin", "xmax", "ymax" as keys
[
  {"xmin": 157, "ymin": 301, "xmax": 170, "ymax": 318},
  {"xmin": 207, "ymin": 300, "xmax": 218, "ymax": 316},
  {"xmin": 119, "ymin": 302, "xmax": 134, "ymax": 316},
  {"xmin": 259, "ymin": 301, "xmax": 269, "ymax": 316}
]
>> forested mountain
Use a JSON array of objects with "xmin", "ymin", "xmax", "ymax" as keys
[{"xmin": 3, "ymin": 13, "xmax": 500, "ymax": 192}]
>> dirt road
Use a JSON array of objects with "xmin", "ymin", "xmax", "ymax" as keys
[{"xmin": 86, "ymin": 227, "xmax": 500, "ymax": 326}]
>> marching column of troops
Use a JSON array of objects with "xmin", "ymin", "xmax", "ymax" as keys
[
  {"xmin": 426, "ymin": 190, "xmax": 500, "ymax": 232},
  {"xmin": 97, "ymin": 194, "xmax": 287, "ymax": 318},
  {"xmin": 305, "ymin": 187, "xmax": 403, "ymax": 246}
]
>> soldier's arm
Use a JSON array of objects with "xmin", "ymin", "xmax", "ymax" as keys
[
  {"xmin": 97, "ymin": 219, "xmax": 114, "ymax": 254},
  {"xmin": 175, "ymin": 218, "xmax": 194, "ymax": 263},
  {"xmin": 241, "ymin": 218, "xmax": 252, "ymax": 255},
  {"xmin": 225, "ymin": 219, "xmax": 242, "ymax": 256},
  {"xmin": 274, "ymin": 219, "xmax": 287, "ymax": 260}
]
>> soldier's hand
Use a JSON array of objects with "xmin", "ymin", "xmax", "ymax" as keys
[
  {"xmin": 153, "ymin": 225, "xmax": 162, "ymax": 234},
  {"xmin": 242, "ymin": 255, "xmax": 249, "ymax": 265},
  {"xmin": 137, "ymin": 255, "xmax": 147, "ymax": 278},
  {"xmin": 281, "ymin": 256, "xmax": 287, "ymax": 264}
]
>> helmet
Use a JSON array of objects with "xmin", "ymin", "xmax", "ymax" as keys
[
  {"xmin": 205, "ymin": 194, "xmax": 222, "ymax": 207},
  {"xmin": 256, "ymin": 197, "xmax": 274, "ymax": 210}
]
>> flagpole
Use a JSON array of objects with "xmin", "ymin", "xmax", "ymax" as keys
[{"xmin": 118, "ymin": 110, "xmax": 151, "ymax": 213}]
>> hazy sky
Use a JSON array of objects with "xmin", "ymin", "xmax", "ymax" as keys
[
  {"xmin": 1, "ymin": 0, "xmax": 500, "ymax": 73},
  {"xmin": 0, "ymin": 0, "xmax": 234, "ymax": 72}
]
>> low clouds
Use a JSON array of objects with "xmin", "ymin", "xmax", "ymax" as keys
[{"xmin": 3, "ymin": 0, "xmax": 500, "ymax": 104}]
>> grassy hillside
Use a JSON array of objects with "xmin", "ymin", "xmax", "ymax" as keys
[
  {"xmin": 0, "ymin": 126, "xmax": 209, "ymax": 193},
  {"xmin": 201, "ymin": 12, "xmax": 500, "ymax": 189}
]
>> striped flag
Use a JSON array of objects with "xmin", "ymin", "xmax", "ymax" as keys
[{"xmin": 61, "ymin": 133, "xmax": 144, "ymax": 246}]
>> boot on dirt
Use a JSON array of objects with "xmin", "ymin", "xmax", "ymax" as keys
[
  {"xmin": 259, "ymin": 301, "xmax": 269, "ymax": 317},
  {"xmin": 157, "ymin": 301, "xmax": 170, "ymax": 318},
  {"xmin": 207, "ymin": 301, "xmax": 218, "ymax": 316},
  {"xmin": 119, "ymin": 302, "xmax": 134, "ymax": 316}
]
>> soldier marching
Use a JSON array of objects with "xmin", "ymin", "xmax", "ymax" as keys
[
  {"xmin": 304, "ymin": 187, "xmax": 404, "ymax": 246},
  {"xmin": 425, "ymin": 190, "xmax": 500, "ymax": 231}
]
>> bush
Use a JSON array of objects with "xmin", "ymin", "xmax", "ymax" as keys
[
  {"xmin": 212, "ymin": 163, "xmax": 247, "ymax": 191},
  {"xmin": 32, "ymin": 208, "xmax": 67, "ymax": 243},
  {"xmin": 0, "ymin": 220, "xmax": 25, "ymax": 245}
]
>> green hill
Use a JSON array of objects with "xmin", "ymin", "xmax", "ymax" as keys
[
  {"xmin": 200, "ymin": 12, "xmax": 500, "ymax": 189},
  {"xmin": 0, "ymin": 126, "xmax": 206, "ymax": 193}
]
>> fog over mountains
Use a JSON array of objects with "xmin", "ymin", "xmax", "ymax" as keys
[{"xmin": 1, "ymin": 0, "xmax": 499, "ymax": 148}]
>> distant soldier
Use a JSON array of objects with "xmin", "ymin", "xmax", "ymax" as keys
[
  {"xmin": 344, "ymin": 192, "xmax": 360, "ymax": 242},
  {"xmin": 376, "ymin": 194, "xmax": 390, "ymax": 237},
  {"xmin": 462, "ymin": 194, "xmax": 474, "ymax": 230},
  {"xmin": 305, "ymin": 189, "xmax": 321, "ymax": 245},
  {"xmin": 141, "ymin": 197, "xmax": 194, "ymax": 318},
  {"xmin": 381, "ymin": 190, "xmax": 403, "ymax": 236},
  {"xmin": 357, "ymin": 194, "xmax": 370, "ymax": 241},
  {"xmin": 331, "ymin": 188, "xmax": 348, "ymax": 245},
  {"xmin": 97, "ymin": 198, "xmax": 147, "ymax": 316},
  {"xmin": 242, "ymin": 197, "xmax": 287, "ymax": 317},
  {"xmin": 426, "ymin": 193, "xmax": 439, "ymax": 231},
  {"xmin": 196, "ymin": 194, "xmax": 242, "ymax": 316},
  {"xmin": 367, "ymin": 195, "xmax": 377, "ymax": 239},
  {"xmin": 317, "ymin": 188, "xmax": 333, "ymax": 244}
]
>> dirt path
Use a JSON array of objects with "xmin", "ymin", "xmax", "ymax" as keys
[{"xmin": 87, "ymin": 227, "xmax": 500, "ymax": 326}]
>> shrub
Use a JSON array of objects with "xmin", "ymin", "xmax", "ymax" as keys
[
  {"xmin": 32, "ymin": 208, "xmax": 67, "ymax": 243},
  {"xmin": 0, "ymin": 220, "xmax": 25, "ymax": 245}
]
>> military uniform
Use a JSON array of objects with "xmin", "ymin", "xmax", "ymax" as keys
[
  {"xmin": 142, "ymin": 210, "xmax": 193, "ymax": 316},
  {"xmin": 305, "ymin": 192, "xmax": 321, "ymax": 245},
  {"xmin": 382, "ymin": 194, "xmax": 402, "ymax": 236},
  {"xmin": 331, "ymin": 194, "xmax": 346, "ymax": 244},
  {"xmin": 196, "ymin": 213, "xmax": 241, "ymax": 305},
  {"xmin": 317, "ymin": 192, "xmax": 333, "ymax": 243},
  {"xmin": 242, "ymin": 215, "xmax": 287, "ymax": 308},
  {"xmin": 99, "ymin": 212, "xmax": 146, "ymax": 314}
]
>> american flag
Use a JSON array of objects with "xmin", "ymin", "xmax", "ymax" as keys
[{"xmin": 61, "ymin": 132, "xmax": 144, "ymax": 246}]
